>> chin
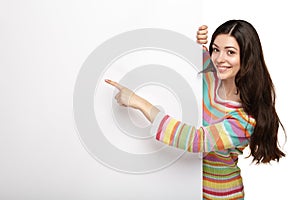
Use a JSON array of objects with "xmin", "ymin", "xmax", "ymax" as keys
[
  {"xmin": 216, "ymin": 71, "xmax": 237, "ymax": 81},
  {"xmin": 216, "ymin": 72, "xmax": 228, "ymax": 80}
]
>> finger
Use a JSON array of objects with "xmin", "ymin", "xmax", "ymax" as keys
[
  {"xmin": 197, "ymin": 39, "xmax": 208, "ymax": 45},
  {"xmin": 197, "ymin": 29, "xmax": 208, "ymax": 35},
  {"xmin": 105, "ymin": 79, "xmax": 123, "ymax": 90},
  {"xmin": 197, "ymin": 37, "xmax": 208, "ymax": 42},
  {"xmin": 119, "ymin": 103, "xmax": 127, "ymax": 107},
  {"xmin": 115, "ymin": 93, "xmax": 120, "ymax": 100},
  {"xmin": 116, "ymin": 97, "xmax": 127, "ymax": 107},
  {"xmin": 198, "ymin": 25, "xmax": 208, "ymax": 31},
  {"xmin": 197, "ymin": 34, "xmax": 208, "ymax": 40}
]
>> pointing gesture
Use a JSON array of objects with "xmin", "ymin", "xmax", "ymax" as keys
[
  {"xmin": 105, "ymin": 79, "xmax": 137, "ymax": 108},
  {"xmin": 105, "ymin": 79, "xmax": 160, "ymax": 122}
]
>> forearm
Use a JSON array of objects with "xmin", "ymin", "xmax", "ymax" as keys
[
  {"xmin": 155, "ymin": 115, "xmax": 203, "ymax": 152},
  {"xmin": 154, "ymin": 111, "xmax": 256, "ymax": 153},
  {"xmin": 133, "ymin": 94, "xmax": 160, "ymax": 123}
]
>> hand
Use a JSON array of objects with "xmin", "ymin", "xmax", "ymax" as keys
[
  {"xmin": 105, "ymin": 79, "xmax": 160, "ymax": 122},
  {"xmin": 105, "ymin": 79, "xmax": 138, "ymax": 108},
  {"xmin": 196, "ymin": 25, "xmax": 208, "ymax": 51}
]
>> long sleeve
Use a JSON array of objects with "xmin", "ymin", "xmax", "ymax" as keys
[{"xmin": 152, "ymin": 109, "xmax": 256, "ymax": 153}]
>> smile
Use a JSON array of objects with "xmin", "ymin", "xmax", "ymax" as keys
[{"xmin": 216, "ymin": 65, "xmax": 232, "ymax": 73}]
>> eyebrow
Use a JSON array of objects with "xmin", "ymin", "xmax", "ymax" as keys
[{"xmin": 213, "ymin": 43, "xmax": 238, "ymax": 50}]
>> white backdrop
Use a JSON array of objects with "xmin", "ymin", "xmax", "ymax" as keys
[
  {"xmin": 1, "ymin": 0, "xmax": 298, "ymax": 199},
  {"xmin": 0, "ymin": 0, "xmax": 204, "ymax": 199}
]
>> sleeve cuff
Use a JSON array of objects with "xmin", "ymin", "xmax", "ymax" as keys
[{"xmin": 150, "ymin": 111, "xmax": 166, "ymax": 137}]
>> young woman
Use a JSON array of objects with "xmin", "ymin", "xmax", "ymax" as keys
[{"xmin": 105, "ymin": 20, "xmax": 285, "ymax": 199}]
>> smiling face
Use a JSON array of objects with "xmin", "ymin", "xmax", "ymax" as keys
[{"xmin": 211, "ymin": 34, "xmax": 241, "ymax": 82}]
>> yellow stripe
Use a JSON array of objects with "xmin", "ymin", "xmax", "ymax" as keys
[
  {"xmin": 203, "ymin": 178, "xmax": 243, "ymax": 190},
  {"xmin": 215, "ymin": 123, "xmax": 233, "ymax": 149},
  {"xmin": 163, "ymin": 118, "xmax": 178, "ymax": 144},
  {"xmin": 188, "ymin": 127, "xmax": 195, "ymax": 152}
]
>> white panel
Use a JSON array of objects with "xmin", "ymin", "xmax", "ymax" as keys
[{"xmin": 0, "ymin": 0, "xmax": 204, "ymax": 199}]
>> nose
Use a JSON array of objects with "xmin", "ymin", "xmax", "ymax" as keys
[{"xmin": 215, "ymin": 51, "xmax": 226, "ymax": 64}]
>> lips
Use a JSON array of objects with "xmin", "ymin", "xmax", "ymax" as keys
[{"xmin": 216, "ymin": 65, "xmax": 232, "ymax": 73}]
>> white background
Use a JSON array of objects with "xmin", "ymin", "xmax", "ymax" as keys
[
  {"xmin": 1, "ymin": 0, "xmax": 299, "ymax": 199},
  {"xmin": 1, "ymin": 0, "xmax": 203, "ymax": 199}
]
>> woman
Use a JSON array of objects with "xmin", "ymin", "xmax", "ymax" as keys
[{"xmin": 105, "ymin": 20, "xmax": 285, "ymax": 199}]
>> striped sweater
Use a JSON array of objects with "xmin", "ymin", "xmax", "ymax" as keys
[{"xmin": 152, "ymin": 51, "xmax": 256, "ymax": 199}]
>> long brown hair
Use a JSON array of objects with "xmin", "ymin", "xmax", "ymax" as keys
[{"xmin": 209, "ymin": 20, "xmax": 285, "ymax": 163}]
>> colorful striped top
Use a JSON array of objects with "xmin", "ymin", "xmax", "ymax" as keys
[{"xmin": 151, "ymin": 51, "xmax": 256, "ymax": 199}]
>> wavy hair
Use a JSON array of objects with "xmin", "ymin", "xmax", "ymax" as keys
[{"xmin": 208, "ymin": 20, "xmax": 285, "ymax": 163}]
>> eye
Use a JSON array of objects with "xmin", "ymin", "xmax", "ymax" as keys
[
  {"xmin": 212, "ymin": 47, "xmax": 219, "ymax": 53},
  {"xmin": 227, "ymin": 50, "xmax": 236, "ymax": 55}
]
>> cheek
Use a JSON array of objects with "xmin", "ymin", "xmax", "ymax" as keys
[
  {"xmin": 210, "ymin": 54, "xmax": 217, "ymax": 65},
  {"xmin": 230, "ymin": 58, "xmax": 240, "ymax": 69}
]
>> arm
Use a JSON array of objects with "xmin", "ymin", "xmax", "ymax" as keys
[
  {"xmin": 105, "ymin": 78, "xmax": 255, "ymax": 152},
  {"xmin": 154, "ymin": 110, "xmax": 256, "ymax": 152},
  {"xmin": 105, "ymin": 25, "xmax": 209, "ymax": 122}
]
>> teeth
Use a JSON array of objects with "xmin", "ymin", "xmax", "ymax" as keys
[
  {"xmin": 217, "ymin": 66, "xmax": 231, "ymax": 73},
  {"xmin": 218, "ymin": 66, "xmax": 231, "ymax": 69}
]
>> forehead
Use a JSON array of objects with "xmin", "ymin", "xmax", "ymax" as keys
[{"xmin": 213, "ymin": 34, "xmax": 240, "ymax": 49}]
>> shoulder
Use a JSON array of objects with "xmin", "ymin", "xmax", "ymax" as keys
[
  {"xmin": 226, "ymin": 109, "xmax": 256, "ymax": 130},
  {"xmin": 228, "ymin": 108, "xmax": 255, "ymax": 122}
]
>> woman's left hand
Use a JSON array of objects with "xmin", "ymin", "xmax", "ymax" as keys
[
  {"xmin": 105, "ymin": 79, "xmax": 138, "ymax": 108},
  {"xmin": 105, "ymin": 79, "xmax": 160, "ymax": 123}
]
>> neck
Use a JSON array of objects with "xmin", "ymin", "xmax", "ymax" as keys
[{"xmin": 219, "ymin": 79, "xmax": 240, "ymax": 102}]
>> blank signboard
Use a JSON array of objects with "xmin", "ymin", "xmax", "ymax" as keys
[
  {"xmin": 0, "ymin": 1, "xmax": 204, "ymax": 199},
  {"xmin": 73, "ymin": 28, "xmax": 204, "ymax": 199}
]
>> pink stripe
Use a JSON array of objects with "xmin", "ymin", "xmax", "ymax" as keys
[
  {"xmin": 203, "ymin": 185, "xmax": 243, "ymax": 196},
  {"xmin": 156, "ymin": 115, "xmax": 169, "ymax": 140},
  {"xmin": 192, "ymin": 129, "xmax": 199, "ymax": 152},
  {"xmin": 204, "ymin": 154, "xmax": 235, "ymax": 165},
  {"xmin": 228, "ymin": 119, "xmax": 246, "ymax": 144},
  {"xmin": 157, "ymin": 116, "xmax": 171, "ymax": 141}
]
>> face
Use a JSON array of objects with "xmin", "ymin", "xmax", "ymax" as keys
[{"xmin": 211, "ymin": 34, "xmax": 240, "ymax": 81}]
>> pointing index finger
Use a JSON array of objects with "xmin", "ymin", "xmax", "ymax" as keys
[{"xmin": 105, "ymin": 79, "xmax": 123, "ymax": 90}]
